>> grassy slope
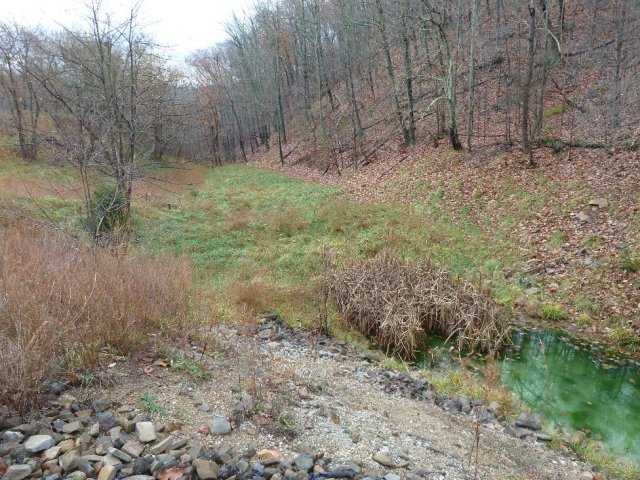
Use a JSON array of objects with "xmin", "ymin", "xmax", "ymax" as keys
[
  {"xmin": 2, "ymin": 156, "xmax": 638, "ymax": 477},
  {"xmin": 135, "ymin": 165, "xmax": 519, "ymax": 334},
  {"xmin": 3, "ymin": 154, "xmax": 637, "ymax": 354}
]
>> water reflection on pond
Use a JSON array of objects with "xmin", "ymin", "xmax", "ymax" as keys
[{"xmin": 500, "ymin": 329, "xmax": 640, "ymax": 464}]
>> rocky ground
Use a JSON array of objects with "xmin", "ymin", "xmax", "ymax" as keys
[{"xmin": 1, "ymin": 317, "xmax": 605, "ymax": 480}]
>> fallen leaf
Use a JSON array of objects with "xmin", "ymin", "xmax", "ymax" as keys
[
  {"xmin": 158, "ymin": 467, "xmax": 185, "ymax": 480},
  {"xmin": 153, "ymin": 359, "xmax": 169, "ymax": 367}
]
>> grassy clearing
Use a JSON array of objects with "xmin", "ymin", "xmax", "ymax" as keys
[{"xmin": 133, "ymin": 165, "xmax": 520, "ymax": 335}]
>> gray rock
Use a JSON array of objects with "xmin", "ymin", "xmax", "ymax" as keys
[
  {"xmin": 97, "ymin": 412, "xmax": 118, "ymax": 431},
  {"xmin": 135, "ymin": 422, "xmax": 156, "ymax": 443},
  {"xmin": 258, "ymin": 328, "xmax": 274, "ymax": 340},
  {"xmin": 149, "ymin": 436, "xmax": 174, "ymax": 455},
  {"xmin": 326, "ymin": 467, "xmax": 359, "ymax": 478},
  {"xmin": 108, "ymin": 426, "xmax": 128, "ymax": 449},
  {"xmin": 171, "ymin": 438, "xmax": 188, "ymax": 450},
  {"xmin": 264, "ymin": 467, "xmax": 279, "ymax": 479},
  {"xmin": 372, "ymin": 453, "xmax": 395, "ymax": 468},
  {"xmin": 104, "ymin": 453, "xmax": 126, "ymax": 467},
  {"xmin": 0, "ymin": 442, "xmax": 21, "ymax": 456},
  {"xmin": 217, "ymin": 463, "xmax": 238, "ymax": 480},
  {"xmin": 443, "ymin": 398, "xmax": 461, "ymax": 413},
  {"xmin": 66, "ymin": 472, "xmax": 87, "ymax": 480},
  {"xmin": 293, "ymin": 454, "xmax": 314, "ymax": 472},
  {"xmin": 209, "ymin": 416, "xmax": 231, "ymax": 435},
  {"xmin": 236, "ymin": 459, "xmax": 250, "ymax": 473},
  {"xmin": 384, "ymin": 474, "xmax": 401, "ymax": 480},
  {"xmin": 92, "ymin": 400, "xmax": 111, "ymax": 413},
  {"xmin": 59, "ymin": 449, "xmax": 81, "ymax": 472},
  {"xmin": 97, "ymin": 464, "xmax": 117, "ymax": 480},
  {"xmin": 127, "ymin": 477, "xmax": 155, "ymax": 480},
  {"xmin": 515, "ymin": 413, "xmax": 542, "ymax": 431},
  {"xmin": 588, "ymin": 198, "xmax": 608, "ymax": 208},
  {"xmin": 43, "ymin": 446, "xmax": 62, "ymax": 461},
  {"xmin": 122, "ymin": 440, "xmax": 145, "ymax": 458},
  {"xmin": 193, "ymin": 459, "xmax": 220, "ymax": 480},
  {"xmin": 1, "ymin": 464, "xmax": 32, "ymax": 480},
  {"xmin": 458, "ymin": 396, "xmax": 472, "ymax": 414},
  {"xmin": 535, "ymin": 432, "xmax": 552, "ymax": 442},
  {"xmin": 24, "ymin": 434, "xmax": 55, "ymax": 453},
  {"xmin": 151, "ymin": 454, "xmax": 178, "ymax": 475},
  {"xmin": 81, "ymin": 455, "xmax": 105, "ymax": 463},
  {"xmin": 63, "ymin": 421, "xmax": 84, "ymax": 434},
  {"xmin": 133, "ymin": 456, "xmax": 154, "ymax": 475},
  {"xmin": 95, "ymin": 436, "xmax": 113, "ymax": 455},
  {"xmin": 2, "ymin": 431, "xmax": 24, "ymax": 443},
  {"xmin": 577, "ymin": 211, "xmax": 591, "ymax": 223},
  {"xmin": 77, "ymin": 459, "xmax": 95, "ymax": 476},
  {"xmin": 108, "ymin": 447, "xmax": 133, "ymax": 463},
  {"xmin": 87, "ymin": 423, "xmax": 100, "ymax": 437},
  {"xmin": 198, "ymin": 403, "xmax": 210, "ymax": 412}
]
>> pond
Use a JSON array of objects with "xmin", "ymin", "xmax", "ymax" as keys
[{"xmin": 500, "ymin": 329, "xmax": 640, "ymax": 464}]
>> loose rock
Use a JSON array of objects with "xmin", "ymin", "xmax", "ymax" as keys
[
  {"xmin": 1, "ymin": 464, "xmax": 32, "ymax": 480},
  {"xmin": 24, "ymin": 435, "xmax": 55, "ymax": 453},
  {"xmin": 135, "ymin": 422, "xmax": 157, "ymax": 443},
  {"xmin": 59, "ymin": 449, "xmax": 81, "ymax": 472},
  {"xmin": 208, "ymin": 416, "xmax": 231, "ymax": 435},
  {"xmin": 193, "ymin": 459, "xmax": 220, "ymax": 480}
]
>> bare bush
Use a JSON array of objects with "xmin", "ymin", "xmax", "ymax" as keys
[
  {"xmin": 0, "ymin": 223, "xmax": 192, "ymax": 411},
  {"xmin": 328, "ymin": 252, "xmax": 510, "ymax": 359}
]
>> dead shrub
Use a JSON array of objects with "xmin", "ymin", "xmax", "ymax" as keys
[
  {"xmin": 0, "ymin": 223, "xmax": 192, "ymax": 412},
  {"xmin": 328, "ymin": 252, "xmax": 510, "ymax": 359}
]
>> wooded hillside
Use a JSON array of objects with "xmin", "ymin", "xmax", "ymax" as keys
[{"xmin": 1, "ymin": 1, "xmax": 638, "ymax": 176}]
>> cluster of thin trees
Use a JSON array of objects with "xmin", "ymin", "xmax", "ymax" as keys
[
  {"xmin": 0, "ymin": 5, "xmax": 188, "ymax": 223},
  {"xmin": 0, "ymin": 0, "xmax": 638, "ymax": 204},
  {"xmin": 188, "ymin": 0, "xmax": 638, "ymax": 169}
]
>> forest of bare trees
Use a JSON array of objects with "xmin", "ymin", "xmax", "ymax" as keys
[{"xmin": 1, "ymin": 0, "xmax": 639, "ymax": 181}]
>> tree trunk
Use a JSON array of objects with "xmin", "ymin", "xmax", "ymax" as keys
[
  {"xmin": 466, "ymin": 0, "xmax": 479, "ymax": 151},
  {"xmin": 375, "ymin": 0, "xmax": 409, "ymax": 146},
  {"xmin": 401, "ymin": 0, "xmax": 416, "ymax": 147},
  {"xmin": 522, "ymin": 0, "xmax": 536, "ymax": 163}
]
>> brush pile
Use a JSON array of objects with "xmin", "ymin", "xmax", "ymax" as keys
[{"xmin": 328, "ymin": 252, "xmax": 510, "ymax": 358}]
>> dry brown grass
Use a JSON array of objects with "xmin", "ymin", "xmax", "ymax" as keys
[
  {"xmin": 133, "ymin": 163, "xmax": 208, "ymax": 204},
  {"xmin": 264, "ymin": 205, "xmax": 310, "ymax": 236},
  {"xmin": 329, "ymin": 252, "xmax": 510, "ymax": 358},
  {"xmin": 0, "ymin": 223, "xmax": 193, "ymax": 412},
  {"xmin": 228, "ymin": 278, "xmax": 274, "ymax": 314}
]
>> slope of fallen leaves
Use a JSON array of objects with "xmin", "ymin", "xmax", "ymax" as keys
[{"xmin": 250, "ymin": 139, "xmax": 640, "ymax": 353}]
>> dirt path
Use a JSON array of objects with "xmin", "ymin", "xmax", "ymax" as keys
[{"xmin": 71, "ymin": 320, "xmax": 600, "ymax": 480}]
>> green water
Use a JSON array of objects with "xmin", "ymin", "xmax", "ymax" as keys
[{"xmin": 500, "ymin": 329, "xmax": 640, "ymax": 464}]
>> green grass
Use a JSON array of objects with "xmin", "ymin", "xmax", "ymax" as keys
[
  {"xmin": 571, "ymin": 439, "xmax": 640, "ymax": 480},
  {"xmin": 171, "ymin": 352, "xmax": 210, "ymax": 380},
  {"xmin": 541, "ymin": 302, "xmax": 569, "ymax": 322},
  {"xmin": 547, "ymin": 229, "xmax": 566, "ymax": 249},
  {"xmin": 620, "ymin": 248, "xmax": 640, "ymax": 272},
  {"xmin": 140, "ymin": 393, "xmax": 166, "ymax": 415},
  {"xmin": 133, "ymin": 165, "xmax": 519, "ymax": 330}
]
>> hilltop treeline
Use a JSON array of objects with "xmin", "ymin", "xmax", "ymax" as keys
[{"xmin": 1, "ymin": 1, "xmax": 638, "ymax": 194}]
